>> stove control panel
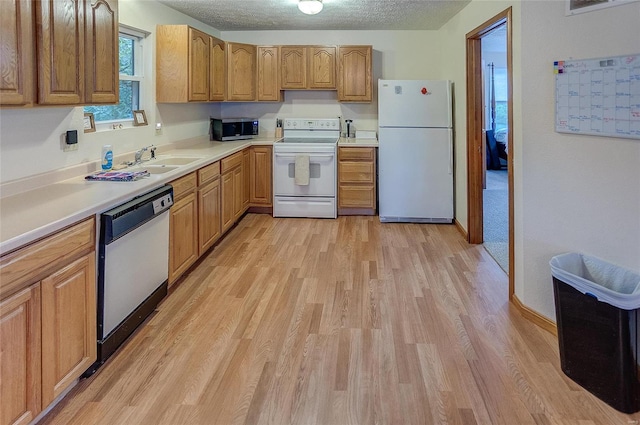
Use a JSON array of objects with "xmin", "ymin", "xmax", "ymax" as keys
[{"xmin": 283, "ymin": 118, "xmax": 340, "ymax": 131}]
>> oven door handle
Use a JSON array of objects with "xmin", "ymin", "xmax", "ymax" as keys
[{"xmin": 274, "ymin": 153, "xmax": 335, "ymax": 158}]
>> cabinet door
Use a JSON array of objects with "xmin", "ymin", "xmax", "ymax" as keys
[
  {"xmin": 242, "ymin": 150, "xmax": 250, "ymax": 211},
  {"xmin": 41, "ymin": 253, "xmax": 96, "ymax": 407},
  {"xmin": 209, "ymin": 36, "xmax": 226, "ymax": 101},
  {"xmin": 198, "ymin": 178, "xmax": 221, "ymax": 256},
  {"xmin": 226, "ymin": 42, "xmax": 256, "ymax": 101},
  {"xmin": 0, "ymin": 0, "xmax": 34, "ymax": 106},
  {"xmin": 36, "ymin": 0, "xmax": 85, "ymax": 105},
  {"xmin": 257, "ymin": 46, "xmax": 281, "ymax": 101},
  {"xmin": 280, "ymin": 46, "xmax": 306, "ymax": 89},
  {"xmin": 338, "ymin": 185, "xmax": 376, "ymax": 209},
  {"xmin": 85, "ymin": 0, "xmax": 118, "ymax": 104},
  {"xmin": 189, "ymin": 27, "xmax": 209, "ymax": 101},
  {"xmin": 169, "ymin": 192, "xmax": 198, "ymax": 285},
  {"xmin": 221, "ymin": 170, "xmax": 235, "ymax": 233},
  {"xmin": 250, "ymin": 146, "xmax": 273, "ymax": 205},
  {"xmin": 0, "ymin": 285, "xmax": 41, "ymax": 425},
  {"xmin": 233, "ymin": 165, "xmax": 243, "ymax": 220},
  {"xmin": 308, "ymin": 46, "xmax": 336, "ymax": 89},
  {"xmin": 338, "ymin": 46, "xmax": 372, "ymax": 102}
]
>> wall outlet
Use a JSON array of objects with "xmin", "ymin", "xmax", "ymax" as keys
[{"xmin": 62, "ymin": 131, "xmax": 79, "ymax": 152}]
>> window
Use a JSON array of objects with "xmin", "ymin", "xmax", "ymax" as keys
[{"xmin": 84, "ymin": 25, "xmax": 148, "ymax": 124}]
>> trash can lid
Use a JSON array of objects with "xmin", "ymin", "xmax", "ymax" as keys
[{"xmin": 550, "ymin": 253, "xmax": 640, "ymax": 310}]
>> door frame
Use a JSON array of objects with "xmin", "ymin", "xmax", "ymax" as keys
[{"xmin": 466, "ymin": 8, "xmax": 514, "ymax": 297}]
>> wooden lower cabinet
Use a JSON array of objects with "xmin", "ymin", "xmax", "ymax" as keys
[
  {"xmin": 221, "ymin": 170, "xmax": 235, "ymax": 233},
  {"xmin": 338, "ymin": 147, "xmax": 376, "ymax": 215},
  {"xmin": 221, "ymin": 151, "xmax": 245, "ymax": 232},
  {"xmin": 250, "ymin": 146, "xmax": 273, "ymax": 206},
  {"xmin": 198, "ymin": 178, "xmax": 221, "ymax": 256},
  {"xmin": 169, "ymin": 190, "xmax": 198, "ymax": 285},
  {"xmin": 233, "ymin": 166, "xmax": 244, "ymax": 221},
  {"xmin": 0, "ymin": 285, "xmax": 41, "ymax": 425},
  {"xmin": 0, "ymin": 217, "xmax": 96, "ymax": 425},
  {"xmin": 41, "ymin": 253, "xmax": 96, "ymax": 407},
  {"xmin": 242, "ymin": 150, "xmax": 250, "ymax": 211}
]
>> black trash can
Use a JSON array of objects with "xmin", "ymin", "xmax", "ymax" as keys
[{"xmin": 550, "ymin": 253, "xmax": 640, "ymax": 413}]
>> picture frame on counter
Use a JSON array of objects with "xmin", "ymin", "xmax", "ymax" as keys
[
  {"xmin": 83, "ymin": 113, "xmax": 96, "ymax": 133},
  {"xmin": 133, "ymin": 110, "xmax": 148, "ymax": 126}
]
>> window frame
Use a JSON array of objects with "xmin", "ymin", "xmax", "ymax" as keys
[{"xmin": 86, "ymin": 24, "xmax": 149, "ymax": 131}]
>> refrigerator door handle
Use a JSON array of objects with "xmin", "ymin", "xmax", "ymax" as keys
[{"xmin": 448, "ymin": 140, "xmax": 453, "ymax": 175}]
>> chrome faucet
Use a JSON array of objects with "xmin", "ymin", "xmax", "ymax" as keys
[{"xmin": 133, "ymin": 145, "xmax": 156, "ymax": 164}]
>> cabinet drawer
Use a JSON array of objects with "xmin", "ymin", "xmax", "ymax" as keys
[
  {"xmin": 339, "ymin": 161, "xmax": 374, "ymax": 184},
  {"xmin": 198, "ymin": 161, "xmax": 220, "ymax": 185},
  {"xmin": 0, "ymin": 217, "xmax": 95, "ymax": 300},
  {"xmin": 170, "ymin": 172, "xmax": 197, "ymax": 200},
  {"xmin": 221, "ymin": 151, "xmax": 243, "ymax": 173},
  {"xmin": 339, "ymin": 147, "xmax": 374, "ymax": 161},
  {"xmin": 339, "ymin": 185, "xmax": 375, "ymax": 208}
]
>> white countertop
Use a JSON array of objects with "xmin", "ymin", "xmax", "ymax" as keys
[
  {"xmin": 337, "ymin": 137, "xmax": 379, "ymax": 147},
  {"xmin": 0, "ymin": 136, "xmax": 277, "ymax": 254},
  {"xmin": 0, "ymin": 135, "xmax": 378, "ymax": 254}
]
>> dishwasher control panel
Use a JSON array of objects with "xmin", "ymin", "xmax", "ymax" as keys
[{"xmin": 152, "ymin": 194, "xmax": 173, "ymax": 214}]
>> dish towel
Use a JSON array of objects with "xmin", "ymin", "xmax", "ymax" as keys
[
  {"xmin": 85, "ymin": 170, "xmax": 150, "ymax": 182},
  {"xmin": 294, "ymin": 155, "xmax": 310, "ymax": 186}
]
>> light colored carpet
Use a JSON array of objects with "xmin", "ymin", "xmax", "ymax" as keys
[{"xmin": 484, "ymin": 170, "xmax": 508, "ymax": 273}]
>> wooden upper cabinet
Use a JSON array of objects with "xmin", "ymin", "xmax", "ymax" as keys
[
  {"xmin": 0, "ymin": 0, "xmax": 34, "ymax": 107},
  {"xmin": 226, "ymin": 42, "xmax": 256, "ymax": 101},
  {"xmin": 338, "ymin": 45, "xmax": 372, "ymax": 102},
  {"xmin": 280, "ymin": 46, "xmax": 306, "ymax": 89},
  {"xmin": 281, "ymin": 45, "xmax": 336, "ymax": 90},
  {"xmin": 156, "ymin": 25, "xmax": 211, "ymax": 103},
  {"xmin": 188, "ymin": 28, "xmax": 210, "ymax": 101},
  {"xmin": 209, "ymin": 36, "xmax": 226, "ymax": 101},
  {"xmin": 308, "ymin": 46, "xmax": 336, "ymax": 89},
  {"xmin": 257, "ymin": 46, "xmax": 281, "ymax": 102},
  {"xmin": 36, "ymin": 0, "xmax": 85, "ymax": 105},
  {"xmin": 85, "ymin": 0, "xmax": 118, "ymax": 104}
]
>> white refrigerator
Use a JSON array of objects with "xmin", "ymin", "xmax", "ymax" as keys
[{"xmin": 378, "ymin": 79, "xmax": 453, "ymax": 223}]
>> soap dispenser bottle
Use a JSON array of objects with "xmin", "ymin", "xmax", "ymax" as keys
[{"xmin": 102, "ymin": 145, "xmax": 113, "ymax": 170}]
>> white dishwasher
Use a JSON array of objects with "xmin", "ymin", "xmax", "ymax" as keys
[{"xmin": 85, "ymin": 185, "xmax": 173, "ymax": 376}]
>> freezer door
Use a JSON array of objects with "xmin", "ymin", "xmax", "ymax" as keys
[
  {"xmin": 378, "ymin": 80, "xmax": 452, "ymax": 128},
  {"xmin": 378, "ymin": 127, "xmax": 453, "ymax": 222}
]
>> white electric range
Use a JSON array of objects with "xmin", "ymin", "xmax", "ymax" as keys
[{"xmin": 273, "ymin": 118, "xmax": 340, "ymax": 218}]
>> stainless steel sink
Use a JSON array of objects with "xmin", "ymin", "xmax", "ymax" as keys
[{"xmin": 151, "ymin": 156, "xmax": 201, "ymax": 166}]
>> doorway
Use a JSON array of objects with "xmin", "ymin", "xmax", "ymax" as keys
[
  {"xmin": 466, "ymin": 8, "xmax": 514, "ymax": 297},
  {"xmin": 482, "ymin": 27, "xmax": 508, "ymax": 273}
]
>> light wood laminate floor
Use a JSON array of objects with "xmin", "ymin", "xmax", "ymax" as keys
[{"xmin": 41, "ymin": 215, "xmax": 639, "ymax": 425}]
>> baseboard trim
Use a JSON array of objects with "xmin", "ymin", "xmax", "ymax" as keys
[
  {"xmin": 454, "ymin": 219, "xmax": 468, "ymax": 240},
  {"xmin": 511, "ymin": 294, "xmax": 557, "ymax": 336}
]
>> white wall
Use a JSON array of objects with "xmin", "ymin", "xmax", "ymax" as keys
[
  {"xmin": 519, "ymin": 0, "xmax": 640, "ymax": 320},
  {"xmin": 219, "ymin": 30, "xmax": 441, "ymax": 135},
  {"xmin": 439, "ymin": 0, "xmax": 640, "ymax": 321},
  {"xmin": 0, "ymin": 0, "xmax": 221, "ymax": 183}
]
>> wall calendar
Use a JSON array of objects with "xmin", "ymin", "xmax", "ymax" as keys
[{"xmin": 554, "ymin": 54, "xmax": 640, "ymax": 140}]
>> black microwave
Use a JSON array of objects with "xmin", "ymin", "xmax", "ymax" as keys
[{"xmin": 210, "ymin": 118, "xmax": 259, "ymax": 141}]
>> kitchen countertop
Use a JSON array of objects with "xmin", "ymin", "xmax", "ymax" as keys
[
  {"xmin": 337, "ymin": 137, "xmax": 379, "ymax": 147},
  {"xmin": 0, "ymin": 136, "xmax": 277, "ymax": 254},
  {"xmin": 1, "ymin": 135, "xmax": 378, "ymax": 254}
]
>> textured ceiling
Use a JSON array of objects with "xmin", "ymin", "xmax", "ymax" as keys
[{"xmin": 158, "ymin": 0, "xmax": 472, "ymax": 31}]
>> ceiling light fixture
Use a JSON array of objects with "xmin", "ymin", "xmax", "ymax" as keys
[{"xmin": 298, "ymin": 0, "xmax": 323, "ymax": 15}]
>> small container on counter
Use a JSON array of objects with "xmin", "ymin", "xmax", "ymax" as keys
[{"xmin": 102, "ymin": 145, "xmax": 113, "ymax": 170}]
